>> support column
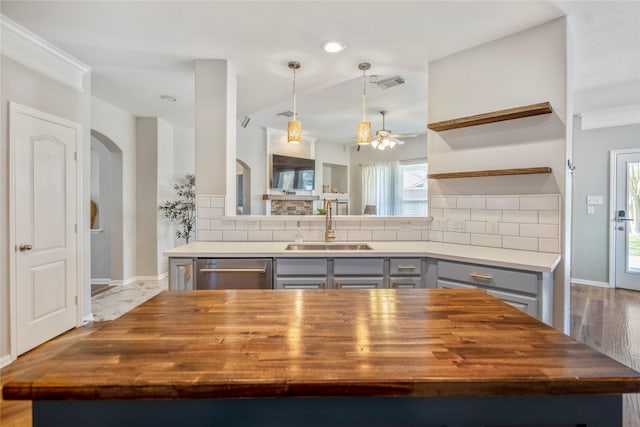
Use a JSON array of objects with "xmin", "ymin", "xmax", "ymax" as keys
[{"xmin": 194, "ymin": 60, "xmax": 237, "ymax": 216}]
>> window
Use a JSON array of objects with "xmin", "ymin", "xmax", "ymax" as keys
[{"xmin": 400, "ymin": 162, "xmax": 428, "ymax": 216}]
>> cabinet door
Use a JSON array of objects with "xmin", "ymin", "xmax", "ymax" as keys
[
  {"xmin": 334, "ymin": 258, "xmax": 384, "ymax": 275},
  {"xmin": 276, "ymin": 258, "xmax": 327, "ymax": 276},
  {"xmin": 390, "ymin": 278, "xmax": 421, "ymax": 289},
  {"xmin": 276, "ymin": 277, "xmax": 327, "ymax": 290},
  {"xmin": 436, "ymin": 279, "xmax": 477, "ymax": 290},
  {"xmin": 390, "ymin": 258, "xmax": 421, "ymax": 276},
  {"xmin": 169, "ymin": 258, "xmax": 194, "ymax": 291},
  {"xmin": 335, "ymin": 277, "xmax": 385, "ymax": 289},
  {"xmin": 487, "ymin": 288, "xmax": 538, "ymax": 317}
]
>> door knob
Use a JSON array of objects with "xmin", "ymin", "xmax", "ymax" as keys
[
  {"xmin": 18, "ymin": 244, "xmax": 33, "ymax": 252},
  {"xmin": 617, "ymin": 226, "xmax": 625, "ymax": 231}
]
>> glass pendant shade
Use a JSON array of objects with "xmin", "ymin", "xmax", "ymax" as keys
[
  {"xmin": 287, "ymin": 61, "xmax": 301, "ymax": 144},
  {"xmin": 357, "ymin": 121, "xmax": 371, "ymax": 145},
  {"xmin": 288, "ymin": 119, "xmax": 302, "ymax": 144}
]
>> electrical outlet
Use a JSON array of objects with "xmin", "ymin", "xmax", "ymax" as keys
[
  {"xmin": 454, "ymin": 220, "xmax": 465, "ymax": 232},
  {"xmin": 587, "ymin": 195, "xmax": 603, "ymax": 205},
  {"xmin": 587, "ymin": 206, "xmax": 595, "ymax": 215},
  {"xmin": 431, "ymin": 219, "xmax": 446, "ymax": 231}
]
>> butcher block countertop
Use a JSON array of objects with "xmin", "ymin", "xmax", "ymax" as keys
[
  {"xmin": 164, "ymin": 241, "xmax": 561, "ymax": 273},
  {"xmin": 4, "ymin": 289, "xmax": 640, "ymax": 401}
]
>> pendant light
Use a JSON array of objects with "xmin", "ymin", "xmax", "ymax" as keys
[
  {"xmin": 287, "ymin": 61, "xmax": 302, "ymax": 144},
  {"xmin": 356, "ymin": 62, "xmax": 371, "ymax": 145}
]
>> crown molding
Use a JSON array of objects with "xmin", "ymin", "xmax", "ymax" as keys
[{"xmin": 1, "ymin": 14, "xmax": 90, "ymax": 92}]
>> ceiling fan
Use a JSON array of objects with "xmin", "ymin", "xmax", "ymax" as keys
[{"xmin": 369, "ymin": 111, "xmax": 418, "ymax": 151}]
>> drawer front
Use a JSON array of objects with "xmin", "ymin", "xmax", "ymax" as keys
[
  {"xmin": 276, "ymin": 258, "xmax": 327, "ymax": 276},
  {"xmin": 437, "ymin": 260, "xmax": 538, "ymax": 295},
  {"xmin": 276, "ymin": 277, "xmax": 327, "ymax": 290},
  {"xmin": 335, "ymin": 276, "xmax": 385, "ymax": 289},
  {"xmin": 390, "ymin": 258, "xmax": 422, "ymax": 276},
  {"xmin": 437, "ymin": 279, "xmax": 477, "ymax": 290},
  {"xmin": 487, "ymin": 289, "xmax": 538, "ymax": 317},
  {"xmin": 334, "ymin": 258, "xmax": 384, "ymax": 276},
  {"xmin": 390, "ymin": 277, "xmax": 421, "ymax": 289}
]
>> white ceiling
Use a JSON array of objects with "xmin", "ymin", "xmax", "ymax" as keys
[{"xmin": 1, "ymin": 1, "xmax": 638, "ymax": 144}]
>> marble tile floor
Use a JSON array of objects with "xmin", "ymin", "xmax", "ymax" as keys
[{"xmin": 91, "ymin": 279, "xmax": 168, "ymax": 322}]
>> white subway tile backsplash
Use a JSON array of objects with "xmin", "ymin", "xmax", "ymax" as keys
[
  {"xmin": 539, "ymin": 211, "xmax": 560, "ymax": 224},
  {"xmin": 210, "ymin": 196, "xmax": 225, "ymax": 208},
  {"xmin": 348, "ymin": 230, "xmax": 372, "ymax": 241},
  {"xmin": 430, "ymin": 208, "xmax": 444, "ymax": 218},
  {"xmin": 443, "ymin": 208, "xmax": 471, "ymax": 220},
  {"xmin": 520, "ymin": 195, "xmax": 559, "ymax": 211},
  {"xmin": 197, "ymin": 207, "xmax": 224, "ymax": 219},
  {"xmin": 457, "ymin": 196, "xmax": 486, "ymax": 209},
  {"xmin": 486, "ymin": 196, "xmax": 519, "ymax": 210},
  {"xmin": 385, "ymin": 220, "xmax": 411, "ymax": 230},
  {"xmin": 503, "ymin": 210, "xmax": 538, "ymax": 224},
  {"xmin": 410, "ymin": 219, "xmax": 431, "ymax": 230},
  {"xmin": 261, "ymin": 220, "xmax": 286, "ymax": 230},
  {"xmin": 499, "ymin": 222, "xmax": 519, "ymax": 236},
  {"xmin": 466, "ymin": 221, "xmax": 486, "ymax": 234},
  {"xmin": 272, "ymin": 230, "xmax": 295, "ymax": 241},
  {"xmin": 303, "ymin": 231, "xmax": 324, "ymax": 242},
  {"xmin": 444, "ymin": 232, "xmax": 470, "ymax": 245},
  {"xmin": 539, "ymin": 238, "xmax": 560, "ymax": 253},
  {"xmin": 503, "ymin": 236, "xmax": 538, "ymax": 251},
  {"xmin": 338, "ymin": 220, "xmax": 361, "ymax": 229},
  {"xmin": 360, "ymin": 219, "xmax": 385, "ymax": 230},
  {"xmin": 309, "ymin": 220, "xmax": 325, "ymax": 230},
  {"xmin": 335, "ymin": 230, "xmax": 349, "ymax": 241},
  {"xmin": 429, "ymin": 231, "xmax": 443, "ymax": 242},
  {"xmin": 197, "ymin": 230, "xmax": 222, "ymax": 241},
  {"xmin": 372, "ymin": 230, "xmax": 398, "ymax": 241},
  {"xmin": 196, "ymin": 219, "xmax": 210, "ymax": 230},
  {"xmin": 196, "ymin": 196, "xmax": 211, "ymax": 208},
  {"xmin": 396, "ymin": 230, "xmax": 421, "ymax": 241},
  {"xmin": 430, "ymin": 196, "xmax": 457, "ymax": 209},
  {"xmin": 447, "ymin": 219, "xmax": 466, "ymax": 232},
  {"xmin": 421, "ymin": 230, "xmax": 430, "ymax": 241},
  {"xmin": 247, "ymin": 230, "xmax": 273, "ymax": 241},
  {"xmin": 235, "ymin": 220, "xmax": 260, "ymax": 231},
  {"xmin": 223, "ymin": 230, "xmax": 247, "ymax": 241},
  {"xmin": 209, "ymin": 219, "xmax": 222, "ymax": 230},
  {"xmin": 471, "ymin": 234, "xmax": 502, "ymax": 248},
  {"xmin": 285, "ymin": 221, "xmax": 310, "ymax": 230},
  {"xmin": 471, "ymin": 210, "xmax": 502, "ymax": 222},
  {"xmin": 520, "ymin": 224, "xmax": 559, "ymax": 239},
  {"xmin": 221, "ymin": 220, "xmax": 236, "ymax": 230}
]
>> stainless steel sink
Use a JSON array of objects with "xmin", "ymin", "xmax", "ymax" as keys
[{"xmin": 285, "ymin": 243, "xmax": 373, "ymax": 251}]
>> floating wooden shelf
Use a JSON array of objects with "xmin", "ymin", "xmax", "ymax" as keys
[
  {"xmin": 428, "ymin": 167, "xmax": 552, "ymax": 180},
  {"xmin": 262, "ymin": 194, "xmax": 320, "ymax": 201},
  {"xmin": 427, "ymin": 102, "xmax": 552, "ymax": 132}
]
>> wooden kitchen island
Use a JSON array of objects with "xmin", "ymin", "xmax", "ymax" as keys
[{"xmin": 4, "ymin": 289, "xmax": 640, "ymax": 426}]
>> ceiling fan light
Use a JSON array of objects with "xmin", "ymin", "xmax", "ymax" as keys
[
  {"xmin": 388, "ymin": 139, "xmax": 397, "ymax": 148},
  {"xmin": 371, "ymin": 138, "xmax": 380, "ymax": 149},
  {"xmin": 288, "ymin": 119, "xmax": 301, "ymax": 144},
  {"xmin": 357, "ymin": 121, "xmax": 371, "ymax": 145}
]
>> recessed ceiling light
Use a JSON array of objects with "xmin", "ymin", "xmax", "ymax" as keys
[
  {"xmin": 322, "ymin": 40, "xmax": 345, "ymax": 53},
  {"xmin": 160, "ymin": 94, "xmax": 176, "ymax": 102}
]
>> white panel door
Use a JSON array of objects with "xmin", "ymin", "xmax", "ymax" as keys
[
  {"xmin": 11, "ymin": 103, "xmax": 80, "ymax": 355},
  {"xmin": 613, "ymin": 150, "xmax": 640, "ymax": 291}
]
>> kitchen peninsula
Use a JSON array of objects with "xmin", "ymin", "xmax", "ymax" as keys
[{"xmin": 3, "ymin": 289, "xmax": 640, "ymax": 426}]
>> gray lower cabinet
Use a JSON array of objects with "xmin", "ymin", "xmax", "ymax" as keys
[
  {"xmin": 390, "ymin": 258, "xmax": 423, "ymax": 289},
  {"xmin": 169, "ymin": 257, "xmax": 195, "ymax": 290},
  {"xmin": 334, "ymin": 258, "xmax": 384, "ymax": 289},
  {"xmin": 274, "ymin": 258, "xmax": 328, "ymax": 290},
  {"xmin": 436, "ymin": 260, "xmax": 550, "ymax": 323}
]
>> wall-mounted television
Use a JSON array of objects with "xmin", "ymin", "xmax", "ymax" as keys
[{"xmin": 271, "ymin": 154, "xmax": 315, "ymax": 190}]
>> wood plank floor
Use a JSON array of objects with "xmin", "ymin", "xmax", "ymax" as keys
[{"xmin": 2, "ymin": 284, "xmax": 639, "ymax": 426}]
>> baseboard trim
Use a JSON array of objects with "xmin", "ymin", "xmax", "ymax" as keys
[
  {"xmin": 91, "ymin": 278, "xmax": 111, "ymax": 285},
  {"xmin": 1, "ymin": 354, "xmax": 13, "ymax": 368},
  {"xmin": 122, "ymin": 273, "xmax": 168, "ymax": 285},
  {"xmin": 82, "ymin": 313, "xmax": 95, "ymax": 324},
  {"xmin": 571, "ymin": 278, "xmax": 612, "ymax": 288}
]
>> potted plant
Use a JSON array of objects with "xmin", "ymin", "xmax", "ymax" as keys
[{"xmin": 159, "ymin": 174, "xmax": 196, "ymax": 243}]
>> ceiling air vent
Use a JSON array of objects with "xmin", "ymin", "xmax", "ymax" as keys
[
  {"xmin": 277, "ymin": 110, "xmax": 294, "ymax": 117},
  {"xmin": 376, "ymin": 76, "xmax": 405, "ymax": 90}
]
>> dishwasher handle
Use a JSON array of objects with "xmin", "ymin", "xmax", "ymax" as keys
[{"xmin": 200, "ymin": 267, "xmax": 267, "ymax": 274}]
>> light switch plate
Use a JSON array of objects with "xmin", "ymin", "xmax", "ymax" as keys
[
  {"xmin": 431, "ymin": 219, "xmax": 446, "ymax": 231},
  {"xmin": 587, "ymin": 206, "xmax": 595, "ymax": 215},
  {"xmin": 587, "ymin": 195, "xmax": 603, "ymax": 205}
]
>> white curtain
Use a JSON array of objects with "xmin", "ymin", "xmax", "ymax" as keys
[{"xmin": 361, "ymin": 162, "xmax": 401, "ymax": 215}]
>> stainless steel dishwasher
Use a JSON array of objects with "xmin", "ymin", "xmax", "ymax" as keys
[{"xmin": 196, "ymin": 258, "xmax": 273, "ymax": 289}]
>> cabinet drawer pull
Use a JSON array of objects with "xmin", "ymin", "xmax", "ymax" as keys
[
  {"xmin": 396, "ymin": 265, "xmax": 417, "ymax": 270},
  {"xmin": 200, "ymin": 268, "xmax": 266, "ymax": 274},
  {"xmin": 469, "ymin": 273, "xmax": 493, "ymax": 281}
]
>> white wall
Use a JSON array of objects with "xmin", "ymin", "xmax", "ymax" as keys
[
  {"xmin": 90, "ymin": 135, "xmax": 112, "ymax": 281},
  {"xmin": 236, "ymin": 124, "xmax": 267, "ymax": 215},
  {"xmin": 91, "ymin": 97, "xmax": 137, "ymax": 284},
  {"xmin": 572, "ymin": 121, "xmax": 640, "ymax": 284},
  {"xmin": 0, "ymin": 54, "xmax": 91, "ymax": 360},
  {"xmin": 427, "ymin": 18, "xmax": 571, "ymax": 332},
  {"xmin": 156, "ymin": 119, "xmax": 174, "ymax": 274},
  {"xmin": 173, "ymin": 126, "xmax": 195, "ymax": 179}
]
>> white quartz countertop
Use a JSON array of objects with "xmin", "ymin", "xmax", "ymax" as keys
[{"xmin": 164, "ymin": 241, "xmax": 561, "ymax": 273}]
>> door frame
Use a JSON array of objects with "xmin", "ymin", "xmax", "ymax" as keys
[
  {"xmin": 8, "ymin": 102, "xmax": 84, "ymax": 361},
  {"xmin": 609, "ymin": 148, "xmax": 640, "ymax": 288}
]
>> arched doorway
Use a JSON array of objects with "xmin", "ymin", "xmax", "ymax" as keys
[
  {"xmin": 236, "ymin": 159, "xmax": 251, "ymax": 215},
  {"xmin": 90, "ymin": 130, "xmax": 124, "ymax": 287}
]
